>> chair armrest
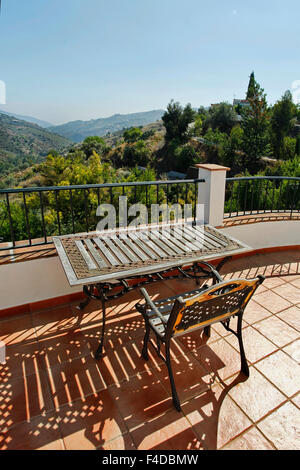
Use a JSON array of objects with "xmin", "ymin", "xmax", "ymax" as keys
[{"xmin": 139, "ymin": 288, "xmax": 168, "ymax": 325}]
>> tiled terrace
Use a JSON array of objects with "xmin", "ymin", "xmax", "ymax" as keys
[{"xmin": 1, "ymin": 249, "xmax": 300, "ymax": 450}]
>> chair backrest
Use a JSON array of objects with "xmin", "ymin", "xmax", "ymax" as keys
[{"xmin": 168, "ymin": 276, "xmax": 264, "ymax": 336}]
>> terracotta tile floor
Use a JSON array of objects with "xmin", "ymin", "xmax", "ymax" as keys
[{"xmin": 0, "ymin": 250, "xmax": 300, "ymax": 450}]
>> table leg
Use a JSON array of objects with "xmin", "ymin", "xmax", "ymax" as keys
[
  {"xmin": 94, "ymin": 284, "xmax": 107, "ymax": 360},
  {"xmin": 76, "ymin": 285, "xmax": 93, "ymax": 311},
  {"xmin": 77, "ymin": 297, "xmax": 91, "ymax": 311}
]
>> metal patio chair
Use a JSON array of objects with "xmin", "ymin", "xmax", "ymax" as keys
[{"xmin": 135, "ymin": 264, "xmax": 265, "ymax": 411}]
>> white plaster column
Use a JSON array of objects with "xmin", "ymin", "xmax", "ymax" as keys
[{"xmin": 196, "ymin": 164, "xmax": 230, "ymax": 227}]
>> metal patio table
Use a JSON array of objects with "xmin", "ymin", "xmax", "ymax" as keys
[{"xmin": 53, "ymin": 223, "xmax": 251, "ymax": 358}]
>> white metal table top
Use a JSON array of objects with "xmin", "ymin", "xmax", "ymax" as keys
[{"xmin": 53, "ymin": 223, "xmax": 251, "ymax": 287}]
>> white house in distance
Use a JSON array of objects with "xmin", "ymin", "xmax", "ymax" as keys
[{"xmin": 233, "ymin": 99, "xmax": 251, "ymax": 109}]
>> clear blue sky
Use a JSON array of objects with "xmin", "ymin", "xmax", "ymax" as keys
[{"xmin": 0, "ymin": 0, "xmax": 299, "ymax": 125}]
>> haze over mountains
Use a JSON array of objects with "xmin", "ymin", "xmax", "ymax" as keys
[
  {"xmin": 48, "ymin": 109, "xmax": 165, "ymax": 142},
  {"xmin": 0, "ymin": 109, "xmax": 166, "ymax": 179},
  {"xmin": 0, "ymin": 109, "xmax": 53, "ymax": 128},
  {"xmin": 0, "ymin": 108, "xmax": 167, "ymax": 158}
]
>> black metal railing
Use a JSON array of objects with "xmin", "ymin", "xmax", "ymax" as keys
[
  {"xmin": 0, "ymin": 179, "xmax": 204, "ymax": 251},
  {"xmin": 225, "ymin": 176, "xmax": 300, "ymax": 219}
]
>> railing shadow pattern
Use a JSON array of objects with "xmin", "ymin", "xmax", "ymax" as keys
[{"xmin": 0, "ymin": 252, "xmax": 299, "ymax": 450}]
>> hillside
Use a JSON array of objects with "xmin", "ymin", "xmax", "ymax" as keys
[
  {"xmin": 0, "ymin": 120, "xmax": 166, "ymax": 189},
  {"xmin": 0, "ymin": 109, "xmax": 53, "ymax": 128},
  {"xmin": 0, "ymin": 113, "xmax": 71, "ymax": 180},
  {"xmin": 48, "ymin": 109, "xmax": 165, "ymax": 142}
]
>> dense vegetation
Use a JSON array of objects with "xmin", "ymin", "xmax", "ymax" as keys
[
  {"xmin": 158, "ymin": 73, "xmax": 300, "ymax": 177},
  {"xmin": 1, "ymin": 71, "xmax": 300, "ymax": 244},
  {"xmin": 0, "ymin": 143, "xmax": 195, "ymax": 243}
]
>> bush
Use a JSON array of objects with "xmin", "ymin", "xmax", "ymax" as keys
[
  {"xmin": 123, "ymin": 127, "xmax": 143, "ymax": 143},
  {"xmin": 174, "ymin": 145, "xmax": 197, "ymax": 172}
]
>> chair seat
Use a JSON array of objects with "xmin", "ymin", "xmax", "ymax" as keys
[{"xmin": 144, "ymin": 285, "xmax": 208, "ymax": 337}]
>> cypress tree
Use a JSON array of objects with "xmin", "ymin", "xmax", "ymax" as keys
[
  {"xmin": 246, "ymin": 71, "xmax": 256, "ymax": 100},
  {"xmin": 242, "ymin": 77, "xmax": 269, "ymax": 173}
]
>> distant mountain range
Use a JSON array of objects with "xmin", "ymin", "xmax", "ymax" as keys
[
  {"xmin": 48, "ymin": 109, "xmax": 165, "ymax": 142},
  {"xmin": 0, "ymin": 109, "xmax": 53, "ymax": 128},
  {"xmin": 0, "ymin": 109, "xmax": 168, "ymax": 179}
]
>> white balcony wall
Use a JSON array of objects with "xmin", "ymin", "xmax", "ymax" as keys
[
  {"xmin": 220, "ymin": 220, "xmax": 300, "ymax": 249},
  {"xmin": 0, "ymin": 165, "xmax": 299, "ymax": 312},
  {"xmin": 0, "ymin": 257, "xmax": 81, "ymax": 310}
]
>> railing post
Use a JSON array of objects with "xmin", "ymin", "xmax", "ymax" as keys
[{"xmin": 195, "ymin": 164, "xmax": 230, "ymax": 227}]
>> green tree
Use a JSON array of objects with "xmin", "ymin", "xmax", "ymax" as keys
[
  {"xmin": 193, "ymin": 115, "xmax": 203, "ymax": 136},
  {"xmin": 204, "ymin": 128, "xmax": 228, "ymax": 146},
  {"xmin": 197, "ymin": 106, "xmax": 209, "ymax": 119},
  {"xmin": 81, "ymin": 136, "xmax": 106, "ymax": 158},
  {"xmin": 208, "ymin": 102, "xmax": 238, "ymax": 134},
  {"xmin": 123, "ymin": 140, "xmax": 150, "ymax": 167},
  {"xmin": 174, "ymin": 144, "xmax": 197, "ymax": 172},
  {"xmin": 162, "ymin": 100, "xmax": 195, "ymax": 142},
  {"xmin": 270, "ymin": 91, "xmax": 297, "ymax": 159},
  {"xmin": 221, "ymin": 126, "xmax": 244, "ymax": 172},
  {"xmin": 40, "ymin": 152, "xmax": 80, "ymax": 186},
  {"xmin": 283, "ymin": 136, "xmax": 297, "ymax": 160},
  {"xmin": 246, "ymin": 71, "xmax": 256, "ymax": 100},
  {"xmin": 241, "ymin": 77, "xmax": 269, "ymax": 173},
  {"xmin": 123, "ymin": 127, "xmax": 143, "ymax": 143},
  {"xmin": 141, "ymin": 129, "xmax": 155, "ymax": 140}
]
